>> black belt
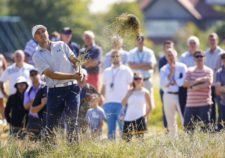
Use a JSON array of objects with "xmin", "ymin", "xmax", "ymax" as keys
[
  {"xmin": 143, "ymin": 77, "xmax": 150, "ymax": 81},
  {"xmin": 167, "ymin": 92, "xmax": 179, "ymax": 95}
]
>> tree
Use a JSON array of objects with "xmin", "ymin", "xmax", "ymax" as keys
[
  {"xmin": 0, "ymin": 0, "xmax": 9, "ymax": 16},
  {"xmin": 8, "ymin": 0, "xmax": 92, "ymax": 43}
]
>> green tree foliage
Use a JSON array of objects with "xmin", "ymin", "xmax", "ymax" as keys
[
  {"xmin": 175, "ymin": 22, "xmax": 211, "ymax": 54},
  {"xmin": 0, "ymin": 0, "xmax": 9, "ymax": 16},
  {"xmin": 8, "ymin": 0, "xmax": 92, "ymax": 43}
]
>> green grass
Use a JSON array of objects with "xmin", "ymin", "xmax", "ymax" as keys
[
  {"xmin": 0, "ymin": 75, "xmax": 223, "ymax": 158},
  {"xmin": 1, "ymin": 130, "xmax": 225, "ymax": 158}
]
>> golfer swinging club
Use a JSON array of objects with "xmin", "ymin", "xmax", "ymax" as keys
[{"xmin": 32, "ymin": 25, "xmax": 83, "ymax": 142}]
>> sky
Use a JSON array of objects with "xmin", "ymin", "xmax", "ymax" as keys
[{"xmin": 89, "ymin": 0, "xmax": 135, "ymax": 13}]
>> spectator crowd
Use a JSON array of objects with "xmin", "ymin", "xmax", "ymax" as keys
[{"xmin": 0, "ymin": 25, "xmax": 225, "ymax": 142}]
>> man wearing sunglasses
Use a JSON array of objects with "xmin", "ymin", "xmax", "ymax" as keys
[
  {"xmin": 183, "ymin": 50, "xmax": 213, "ymax": 133},
  {"xmin": 160, "ymin": 48, "xmax": 187, "ymax": 137},
  {"xmin": 101, "ymin": 49, "xmax": 133, "ymax": 140},
  {"xmin": 23, "ymin": 69, "xmax": 43, "ymax": 138}
]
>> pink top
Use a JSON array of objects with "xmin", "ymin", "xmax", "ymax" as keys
[{"xmin": 186, "ymin": 66, "xmax": 213, "ymax": 107}]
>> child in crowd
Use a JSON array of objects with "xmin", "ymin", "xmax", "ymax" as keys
[{"xmin": 86, "ymin": 94, "xmax": 106, "ymax": 138}]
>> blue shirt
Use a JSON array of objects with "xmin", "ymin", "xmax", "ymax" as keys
[
  {"xmin": 82, "ymin": 45, "xmax": 102, "ymax": 74},
  {"xmin": 68, "ymin": 41, "xmax": 80, "ymax": 57},
  {"xmin": 24, "ymin": 39, "xmax": 38, "ymax": 65},
  {"xmin": 179, "ymin": 51, "xmax": 195, "ymax": 68},
  {"xmin": 216, "ymin": 66, "xmax": 225, "ymax": 105},
  {"xmin": 86, "ymin": 106, "xmax": 106, "ymax": 132},
  {"xmin": 158, "ymin": 55, "xmax": 167, "ymax": 70},
  {"xmin": 205, "ymin": 46, "xmax": 223, "ymax": 84}
]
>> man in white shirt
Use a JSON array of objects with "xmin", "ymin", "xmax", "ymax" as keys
[
  {"xmin": 101, "ymin": 49, "xmax": 133, "ymax": 140},
  {"xmin": 0, "ymin": 50, "xmax": 34, "ymax": 97},
  {"xmin": 32, "ymin": 25, "xmax": 83, "ymax": 142},
  {"xmin": 128, "ymin": 34, "xmax": 156, "ymax": 108},
  {"xmin": 160, "ymin": 48, "xmax": 187, "ymax": 137}
]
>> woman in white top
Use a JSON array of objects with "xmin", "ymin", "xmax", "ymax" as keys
[
  {"xmin": 122, "ymin": 72, "xmax": 152, "ymax": 141},
  {"xmin": 0, "ymin": 54, "xmax": 7, "ymax": 123}
]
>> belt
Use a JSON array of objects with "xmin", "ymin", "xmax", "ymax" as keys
[
  {"xmin": 143, "ymin": 77, "xmax": 150, "ymax": 81},
  {"xmin": 167, "ymin": 92, "xmax": 179, "ymax": 95},
  {"xmin": 51, "ymin": 81, "xmax": 77, "ymax": 88}
]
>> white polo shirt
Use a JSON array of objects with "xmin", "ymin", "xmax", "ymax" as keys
[
  {"xmin": 0, "ymin": 63, "xmax": 34, "ymax": 95},
  {"xmin": 103, "ymin": 65, "xmax": 133, "ymax": 103},
  {"xmin": 32, "ymin": 41, "xmax": 76, "ymax": 88},
  {"xmin": 128, "ymin": 46, "xmax": 156, "ymax": 79}
]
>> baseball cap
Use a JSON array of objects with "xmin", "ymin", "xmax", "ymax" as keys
[
  {"xmin": 30, "ymin": 69, "xmax": 39, "ymax": 76},
  {"xmin": 32, "ymin": 25, "xmax": 47, "ymax": 38},
  {"xmin": 62, "ymin": 27, "xmax": 72, "ymax": 35}
]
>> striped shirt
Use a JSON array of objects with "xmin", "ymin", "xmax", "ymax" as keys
[{"xmin": 186, "ymin": 66, "xmax": 213, "ymax": 107}]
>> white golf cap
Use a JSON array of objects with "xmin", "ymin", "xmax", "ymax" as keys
[
  {"xmin": 14, "ymin": 76, "xmax": 28, "ymax": 87},
  {"xmin": 32, "ymin": 24, "xmax": 47, "ymax": 38}
]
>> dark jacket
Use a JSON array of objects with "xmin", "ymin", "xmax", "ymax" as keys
[{"xmin": 5, "ymin": 92, "xmax": 28, "ymax": 127}]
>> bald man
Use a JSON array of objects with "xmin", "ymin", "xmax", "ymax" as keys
[{"xmin": 0, "ymin": 50, "xmax": 34, "ymax": 98}]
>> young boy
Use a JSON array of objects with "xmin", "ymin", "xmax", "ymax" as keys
[{"xmin": 86, "ymin": 94, "xmax": 106, "ymax": 138}]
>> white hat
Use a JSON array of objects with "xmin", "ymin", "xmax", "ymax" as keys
[
  {"xmin": 14, "ymin": 76, "xmax": 28, "ymax": 87},
  {"xmin": 32, "ymin": 25, "xmax": 47, "ymax": 38}
]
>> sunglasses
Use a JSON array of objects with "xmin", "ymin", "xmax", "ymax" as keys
[
  {"xmin": 134, "ymin": 77, "xmax": 142, "ymax": 81},
  {"xmin": 195, "ymin": 55, "xmax": 204, "ymax": 59},
  {"xmin": 111, "ymin": 55, "xmax": 120, "ymax": 58}
]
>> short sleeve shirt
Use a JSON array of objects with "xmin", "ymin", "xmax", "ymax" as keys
[
  {"xmin": 205, "ymin": 46, "xmax": 223, "ymax": 84},
  {"xmin": 185, "ymin": 66, "xmax": 213, "ymax": 107},
  {"xmin": 128, "ymin": 46, "xmax": 156, "ymax": 79},
  {"xmin": 86, "ymin": 106, "xmax": 106, "ymax": 131},
  {"xmin": 32, "ymin": 41, "xmax": 76, "ymax": 87},
  {"xmin": 24, "ymin": 39, "xmax": 38, "ymax": 65},
  {"xmin": 103, "ymin": 65, "xmax": 133, "ymax": 103},
  {"xmin": 0, "ymin": 63, "xmax": 34, "ymax": 95},
  {"xmin": 82, "ymin": 45, "xmax": 102, "ymax": 74},
  {"xmin": 68, "ymin": 42, "xmax": 80, "ymax": 57}
]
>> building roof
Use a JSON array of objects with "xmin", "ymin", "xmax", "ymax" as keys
[{"xmin": 139, "ymin": 0, "xmax": 225, "ymax": 20}]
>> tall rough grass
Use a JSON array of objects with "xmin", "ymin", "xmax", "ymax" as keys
[
  {"xmin": 1, "ymin": 75, "xmax": 224, "ymax": 157},
  {"xmin": 1, "ymin": 130, "xmax": 225, "ymax": 158}
]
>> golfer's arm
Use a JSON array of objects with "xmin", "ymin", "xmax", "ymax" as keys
[{"xmin": 43, "ymin": 68, "xmax": 74, "ymax": 80}]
